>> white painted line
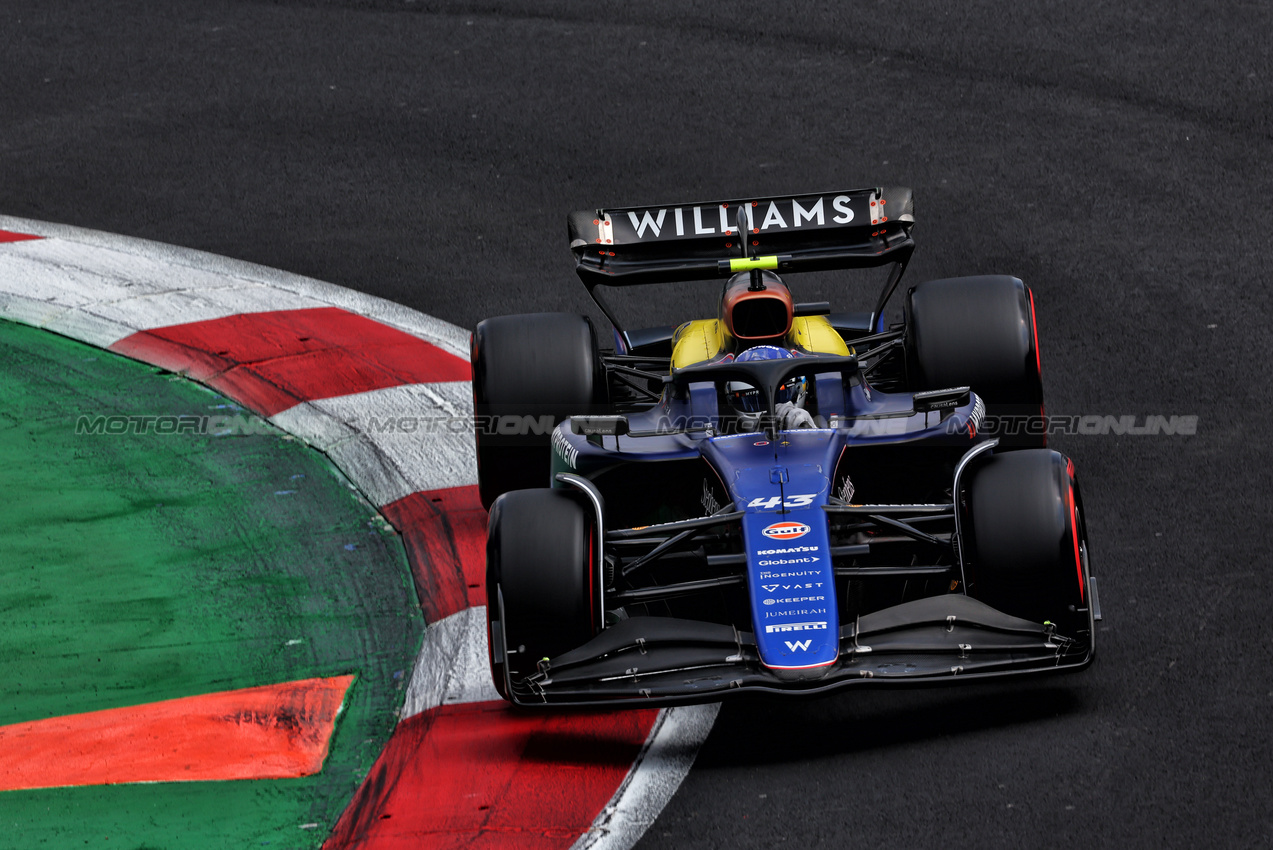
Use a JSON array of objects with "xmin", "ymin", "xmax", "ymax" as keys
[
  {"xmin": 94, "ymin": 284, "xmax": 334, "ymax": 330},
  {"xmin": 0, "ymin": 292, "xmax": 136, "ymax": 349},
  {"xmin": 0, "ymin": 215, "xmax": 471, "ymax": 358},
  {"xmin": 570, "ymin": 703, "xmax": 721, "ymax": 850},
  {"xmin": 400, "ymin": 606, "xmax": 502, "ymax": 719},
  {"xmin": 0, "ymin": 233, "xmax": 330, "ymax": 343},
  {"xmin": 270, "ymin": 381, "xmax": 477, "ymax": 506}
]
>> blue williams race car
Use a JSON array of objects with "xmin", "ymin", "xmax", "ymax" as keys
[{"xmin": 472, "ymin": 187, "xmax": 1099, "ymax": 706}]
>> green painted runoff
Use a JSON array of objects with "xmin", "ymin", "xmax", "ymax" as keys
[{"xmin": 0, "ymin": 319, "xmax": 422, "ymax": 848}]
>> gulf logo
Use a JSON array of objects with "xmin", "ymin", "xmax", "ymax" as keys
[{"xmin": 762, "ymin": 521, "xmax": 810, "ymax": 541}]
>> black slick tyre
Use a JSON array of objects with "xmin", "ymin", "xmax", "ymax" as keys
[
  {"xmin": 906, "ymin": 275, "xmax": 1046, "ymax": 448},
  {"xmin": 963, "ymin": 449, "xmax": 1092, "ymax": 640},
  {"xmin": 485, "ymin": 488, "xmax": 598, "ymax": 701},
  {"xmin": 471, "ymin": 312, "xmax": 603, "ymax": 510}
]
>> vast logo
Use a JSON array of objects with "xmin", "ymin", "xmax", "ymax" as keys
[
  {"xmin": 785, "ymin": 640, "xmax": 812, "ymax": 652},
  {"xmin": 762, "ymin": 521, "xmax": 810, "ymax": 541}
]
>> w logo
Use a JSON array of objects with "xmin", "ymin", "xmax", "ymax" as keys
[
  {"xmin": 626, "ymin": 209, "xmax": 666, "ymax": 237},
  {"xmin": 784, "ymin": 640, "xmax": 812, "ymax": 652}
]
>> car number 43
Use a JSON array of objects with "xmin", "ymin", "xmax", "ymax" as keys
[{"xmin": 748, "ymin": 494, "xmax": 816, "ymax": 509}]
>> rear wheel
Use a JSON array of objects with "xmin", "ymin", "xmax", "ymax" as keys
[
  {"xmin": 906, "ymin": 275, "xmax": 1046, "ymax": 448},
  {"xmin": 485, "ymin": 488, "xmax": 598, "ymax": 700},
  {"xmin": 472, "ymin": 312, "xmax": 604, "ymax": 510},
  {"xmin": 963, "ymin": 449, "xmax": 1092, "ymax": 640}
]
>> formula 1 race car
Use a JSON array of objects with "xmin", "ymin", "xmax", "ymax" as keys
[{"xmin": 473, "ymin": 187, "xmax": 1099, "ymax": 706}]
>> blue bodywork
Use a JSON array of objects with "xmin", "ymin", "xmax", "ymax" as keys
[
  {"xmin": 705, "ymin": 432, "xmax": 840, "ymax": 669},
  {"xmin": 553, "ymin": 373, "xmax": 985, "ymax": 672}
]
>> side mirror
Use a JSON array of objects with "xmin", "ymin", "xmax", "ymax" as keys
[{"xmin": 913, "ymin": 386, "xmax": 971, "ymax": 416}]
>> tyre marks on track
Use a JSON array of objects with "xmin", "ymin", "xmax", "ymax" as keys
[
  {"xmin": 271, "ymin": 382, "xmax": 478, "ymax": 504},
  {"xmin": 0, "ymin": 676, "xmax": 354, "ymax": 791},
  {"xmin": 326, "ymin": 702, "xmax": 659, "ymax": 850},
  {"xmin": 381, "ymin": 485, "xmax": 488, "ymax": 623},
  {"xmin": 112, "ymin": 307, "xmax": 470, "ymax": 416}
]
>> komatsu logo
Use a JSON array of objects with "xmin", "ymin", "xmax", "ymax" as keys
[{"xmin": 756, "ymin": 545, "xmax": 819, "ymax": 555}]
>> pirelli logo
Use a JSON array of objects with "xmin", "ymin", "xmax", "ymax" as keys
[{"xmin": 764, "ymin": 621, "xmax": 828, "ymax": 634}]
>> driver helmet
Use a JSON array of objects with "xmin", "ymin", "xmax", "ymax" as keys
[{"xmin": 725, "ymin": 345, "xmax": 807, "ymax": 413}]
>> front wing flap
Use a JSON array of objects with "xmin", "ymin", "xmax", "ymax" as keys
[{"xmin": 507, "ymin": 595, "xmax": 1093, "ymax": 707}]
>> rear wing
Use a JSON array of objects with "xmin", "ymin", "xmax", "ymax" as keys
[
  {"xmin": 568, "ymin": 186, "xmax": 914, "ymax": 286},
  {"xmin": 567, "ymin": 187, "xmax": 916, "ymax": 340}
]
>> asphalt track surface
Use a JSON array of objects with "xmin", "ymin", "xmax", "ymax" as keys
[{"xmin": 4, "ymin": 2, "xmax": 1271, "ymax": 847}]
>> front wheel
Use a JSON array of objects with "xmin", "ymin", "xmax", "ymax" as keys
[
  {"xmin": 962, "ymin": 449, "xmax": 1093, "ymax": 642},
  {"xmin": 485, "ymin": 488, "xmax": 598, "ymax": 700}
]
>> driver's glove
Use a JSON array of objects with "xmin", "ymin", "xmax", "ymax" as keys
[{"xmin": 776, "ymin": 401, "xmax": 816, "ymax": 430}]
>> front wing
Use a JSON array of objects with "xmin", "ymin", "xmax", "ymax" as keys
[{"xmin": 502, "ymin": 595, "xmax": 1094, "ymax": 707}]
